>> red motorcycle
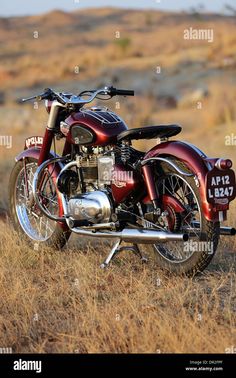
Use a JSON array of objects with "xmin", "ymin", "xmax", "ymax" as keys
[{"xmin": 9, "ymin": 86, "xmax": 236, "ymax": 275}]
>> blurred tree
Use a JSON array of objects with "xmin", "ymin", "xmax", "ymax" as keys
[
  {"xmin": 115, "ymin": 37, "xmax": 131, "ymax": 56},
  {"xmin": 145, "ymin": 13, "xmax": 153, "ymax": 26},
  {"xmin": 189, "ymin": 3, "xmax": 205, "ymax": 18},
  {"xmin": 224, "ymin": 4, "xmax": 236, "ymax": 15}
]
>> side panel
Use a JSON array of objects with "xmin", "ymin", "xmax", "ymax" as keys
[
  {"xmin": 144, "ymin": 141, "xmax": 220, "ymax": 221},
  {"xmin": 111, "ymin": 164, "xmax": 140, "ymax": 203},
  {"xmin": 15, "ymin": 147, "xmax": 68, "ymax": 229}
]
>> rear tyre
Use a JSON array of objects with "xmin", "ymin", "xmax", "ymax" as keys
[{"xmin": 141, "ymin": 159, "xmax": 220, "ymax": 276}]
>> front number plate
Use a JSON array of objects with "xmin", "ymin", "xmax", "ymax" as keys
[{"xmin": 206, "ymin": 168, "xmax": 236, "ymax": 205}]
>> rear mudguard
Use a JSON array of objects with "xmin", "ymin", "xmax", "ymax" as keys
[
  {"xmin": 144, "ymin": 140, "xmax": 228, "ymax": 222},
  {"xmin": 15, "ymin": 147, "xmax": 68, "ymax": 230}
]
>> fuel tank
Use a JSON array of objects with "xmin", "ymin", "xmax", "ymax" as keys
[{"xmin": 63, "ymin": 107, "xmax": 128, "ymax": 146}]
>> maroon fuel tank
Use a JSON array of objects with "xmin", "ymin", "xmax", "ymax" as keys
[{"xmin": 63, "ymin": 107, "xmax": 128, "ymax": 147}]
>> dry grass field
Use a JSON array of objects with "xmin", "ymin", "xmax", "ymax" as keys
[
  {"xmin": 0, "ymin": 7, "xmax": 235, "ymax": 353},
  {"xmin": 0, "ymin": 219, "xmax": 235, "ymax": 353}
]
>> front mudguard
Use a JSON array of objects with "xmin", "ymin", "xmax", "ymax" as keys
[
  {"xmin": 144, "ymin": 140, "xmax": 228, "ymax": 222},
  {"xmin": 15, "ymin": 147, "xmax": 68, "ymax": 230}
]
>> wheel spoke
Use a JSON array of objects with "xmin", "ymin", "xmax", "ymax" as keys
[
  {"xmin": 153, "ymin": 173, "xmax": 202, "ymax": 263},
  {"xmin": 15, "ymin": 162, "xmax": 57, "ymax": 242}
]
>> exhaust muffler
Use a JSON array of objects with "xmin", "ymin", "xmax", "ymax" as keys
[{"xmin": 71, "ymin": 226, "xmax": 188, "ymax": 243}]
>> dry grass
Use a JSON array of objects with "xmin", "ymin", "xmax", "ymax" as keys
[{"xmin": 0, "ymin": 220, "xmax": 235, "ymax": 353}]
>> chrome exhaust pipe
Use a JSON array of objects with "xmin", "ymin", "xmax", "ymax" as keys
[
  {"xmin": 191, "ymin": 221, "xmax": 236, "ymax": 236},
  {"xmin": 70, "ymin": 227, "xmax": 189, "ymax": 243}
]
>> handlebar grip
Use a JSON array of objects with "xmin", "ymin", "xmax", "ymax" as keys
[
  {"xmin": 110, "ymin": 87, "xmax": 134, "ymax": 96},
  {"xmin": 115, "ymin": 89, "xmax": 134, "ymax": 96}
]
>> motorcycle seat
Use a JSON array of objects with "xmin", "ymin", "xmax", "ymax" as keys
[{"xmin": 117, "ymin": 125, "xmax": 181, "ymax": 141}]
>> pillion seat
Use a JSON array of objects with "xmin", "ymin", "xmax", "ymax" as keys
[{"xmin": 117, "ymin": 125, "xmax": 182, "ymax": 142}]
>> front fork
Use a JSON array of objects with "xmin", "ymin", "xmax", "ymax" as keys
[
  {"xmin": 38, "ymin": 99, "xmax": 68, "ymax": 166},
  {"xmin": 38, "ymin": 128, "xmax": 55, "ymax": 166},
  {"xmin": 23, "ymin": 158, "xmax": 29, "ymax": 198},
  {"xmin": 27, "ymin": 128, "xmax": 55, "ymax": 208}
]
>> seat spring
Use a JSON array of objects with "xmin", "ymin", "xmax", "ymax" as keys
[{"xmin": 120, "ymin": 141, "xmax": 131, "ymax": 164}]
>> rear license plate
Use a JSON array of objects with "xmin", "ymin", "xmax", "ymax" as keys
[{"xmin": 206, "ymin": 168, "xmax": 236, "ymax": 205}]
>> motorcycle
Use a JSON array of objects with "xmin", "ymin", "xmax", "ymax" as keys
[{"xmin": 8, "ymin": 86, "xmax": 236, "ymax": 276}]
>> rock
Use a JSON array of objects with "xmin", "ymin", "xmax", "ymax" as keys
[
  {"xmin": 156, "ymin": 94, "xmax": 177, "ymax": 109},
  {"xmin": 178, "ymin": 88, "xmax": 209, "ymax": 108},
  {"xmin": 0, "ymin": 208, "xmax": 9, "ymax": 222},
  {"xmin": 0, "ymin": 91, "xmax": 5, "ymax": 105}
]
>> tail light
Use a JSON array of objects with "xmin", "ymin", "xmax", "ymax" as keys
[{"xmin": 215, "ymin": 158, "xmax": 232, "ymax": 170}]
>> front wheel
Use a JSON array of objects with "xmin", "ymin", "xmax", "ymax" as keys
[
  {"xmin": 141, "ymin": 159, "xmax": 220, "ymax": 276},
  {"xmin": 8, "ymin": 158, "xmax": 71, "ymax": 249}
]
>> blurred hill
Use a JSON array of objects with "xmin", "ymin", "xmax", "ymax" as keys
[
  {"xmin": 0, "ymin": 7, "xmax": 236, "ymax": 203},
  {"xmin": 1, "ymin": 8, "xmax": 236, "ymax": 95}
]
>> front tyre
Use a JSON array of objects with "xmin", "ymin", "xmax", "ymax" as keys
[{"xmin": 8, "ymin": 158, "xmax": 71, "ymax": 249}]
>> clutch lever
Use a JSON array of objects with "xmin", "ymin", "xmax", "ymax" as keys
[
  {"xmin": 22, "ymin": 94, "xmax": 41, "ymax": 102},
  {"xmin": 22, "ymin": 88, "xmax": 53, "ymax": 103}
]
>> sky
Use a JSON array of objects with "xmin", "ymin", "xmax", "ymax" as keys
[{"xmin": 0, "ymin": 0, "xmax": 235, "ymax": 17}]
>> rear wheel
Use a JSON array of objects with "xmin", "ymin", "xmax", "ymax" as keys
[
  {"xmin": 8, "ymin": 158, "xmax": 71, "ymax": 249},
  {"xmin": 141, "ymin": 159, "xmax": 220, "ymax": 276}
]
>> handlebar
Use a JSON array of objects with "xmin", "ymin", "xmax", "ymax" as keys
[
  {"xmin": 21, "ymin": 86, "xmax": 134, "ymax": 106},
  {"xmin": 109, "ymin": 87, "xmax": 134, "ymax": 97},
  {"xmin": 22, "ymin": 88, "xmax": 66, "ymax": 104}
]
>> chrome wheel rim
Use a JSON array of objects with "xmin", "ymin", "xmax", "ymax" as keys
[
  {"xmin": 153, "ymin": 174, "xmax": 202, "ymax": 264},
  {"xmin": 15, "ymin": 162, "xmax": 58, "ymax": 242}
]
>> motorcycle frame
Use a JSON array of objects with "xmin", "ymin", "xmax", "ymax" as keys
[{"xmin": 15, "ymin": 100, "xmax": 231, "ymax": 226}]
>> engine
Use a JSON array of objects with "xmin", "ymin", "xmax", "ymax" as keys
[
  {"xmin": 57, "ymin": 146, "xmax": 115, "ymax": 225},
  {"xmin": 77, "ymin": 147, "xmax": 115, "ymax": 187},
  {"xmin": 68, "ymin": 191, "xmax": 112, "ymax": 224}
]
